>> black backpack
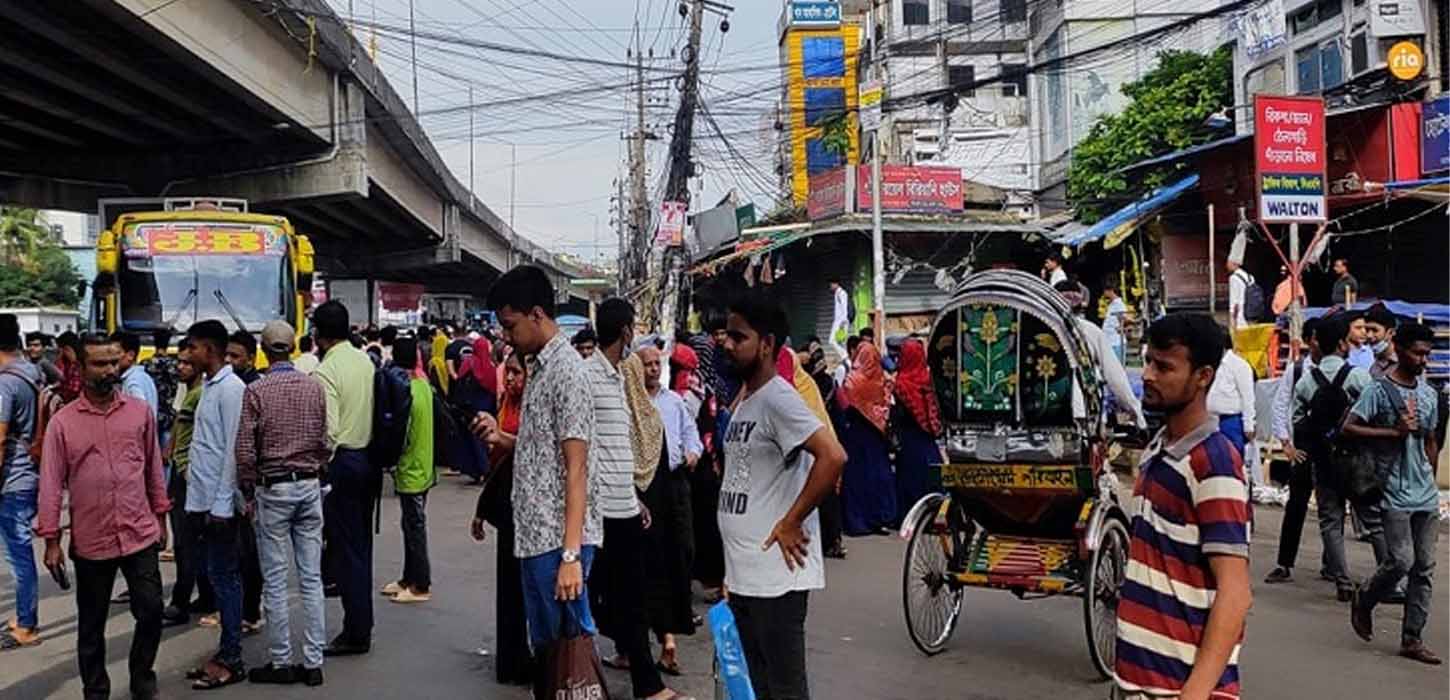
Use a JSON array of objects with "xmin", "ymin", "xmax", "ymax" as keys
[
  {"xmin": 1304, "ymin": 364, "xmax": 1354, "ymax": 443},
  {"xmin": 369, "ymin": 364, "xmax": 413, "ymax": 472},
  {"xmin": 1236, "ymin": 270, "xmax": 1269, "ymax": 322}
]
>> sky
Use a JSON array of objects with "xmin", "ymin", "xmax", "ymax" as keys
[{"xmin": 325, "ymin": 0, "xmax": 791, "ymax": 268}]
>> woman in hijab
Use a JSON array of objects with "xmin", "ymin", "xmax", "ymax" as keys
[
  {"xmin": 427, "ymin": 331, "xmax": 451, "ymax": 397},
  {"xmin": 893, "ymin": 338, "xmax": 943, "ymax": 523},
  {"xmin": 622, "ymin": 354, "xmax": 696, "ymax": 674},
  {"xmin": 793, "ymin": 344, "xmax": 848, "ymax": 558},
  {"xmin": 450, "ymin": 336, "xmax": 496, "ymax": 483},
  {"xmin": 687, "ymin": 333, "xmax": 727, "ymax": 596},
  {"xmin": 471, "ymin": 350, "xmax": 531, "ymax": 685},
  {"xmin": 840, "ymin": 341, "xmax": 897, "ymax": 536}
]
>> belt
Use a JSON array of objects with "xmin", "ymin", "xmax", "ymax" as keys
[{"xmin": 259, "ymin": 470, "xmax": 321, "ymax": 487}]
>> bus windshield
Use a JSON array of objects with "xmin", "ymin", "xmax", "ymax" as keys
[{"xmin": 115, "ymin": 221, "xmax": 292, "ymax": 334}]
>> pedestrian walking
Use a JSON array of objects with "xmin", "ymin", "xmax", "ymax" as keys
[
  {"xmin": 226, "ymin": 330, "xmax": 260, "ymax": 385},
  {"xmin": 162, "ymin": 340, "xmax": 213, "ymax": 627},
  {"xmin": 381, "ymin": 336, "xmax": 437, "ymax": 605},
  {"xmin": 1266, "ymin": 319, "xmax": 1323, "ymax": 584},
  {"xmin": 312, "ymin": 300, "xmax": 378, "ymax": 657},
  {"xmin": 839, "ymin": 341, "xmax": 895, "ymax": 536},
  {"xmin": 473, "ymin": 349, "xmax": 534, "ymax": 686},
  {"xmin": 236, "ymin": 320, "xmax": 330, "ymax": 686},
  {"xmin": 1363, "ymin": 305, "xmax": 1399, "ymax": 378},
  {"xmin": 892, "ymin": 338, "xmax": 943, "ymax": 523},
  {"xmin": 477, "ymin": 266, "xmax": 601, "ymax": 672},
  {"xmin": 572, "ymin": 327, "xmax": 598, "ymax": 359},
  {"xmin": 1207, "ymin": 330, "xmax": 1259, "ymax": 494},
  {"xmin": 184, "ymin": 319, "xmax": 249, "ymax": 689},
  {"xmin": 638, "ymin": 345, "xmax": 701, "ymax": 678},
  {"xmin": 114, "ymin": 331, "xmax": 159, "ymax": 419},
  {"xmin": 450, "ymin": 336, "xmax": 496, "ymax": 484},
  {"xmin": 23, "ymin": 331, "xmax": 62, "ymax": 387},
  {"xmin": 1116, "ymin": 313, "xmax": 1252, "ymax": 700},
  {"xmin": 0, "ymin": 314, "xmax": 44, "ymax": 651},
  {"xmin": 293, "ymin": 336, "xmax": 321, "ymax": 375},
  {"xmin": 690, "ymin": 319, "xmax": 731, "ymax": 595},
  {"xmin": 1346, "ymin": 322, "xmax": 1442, "ymax": 665},
  {"xmin": 1331, "ymin": 257, "xmax": 1359, "ymax": 307},
  {"xmin": 37, "ymin": 332, "xmax": 170, "ymax": 699},
  {"xmin": 718, "ymin": 293, "xmax": 847, "ymax": 700},
  {"xmin": 1100, "ymin": 282, "xmax": 1128, "ymax": 363}
]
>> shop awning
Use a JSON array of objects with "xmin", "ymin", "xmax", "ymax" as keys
[
  {"xmin": 1375, "ymin": 176, "xmax": 1450, "ymax": 203},
  {"xmin": 1052, "ymin": 174, "xmax": 1200, "ymax": 248},
  {"xmin": 1117, "ymin": 134, "xmax": 1251, "ymax": 176}
]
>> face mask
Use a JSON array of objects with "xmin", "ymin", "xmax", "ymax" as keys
[{"xmin": 1371, "ymin": 339, "xmax": 1390, "ymax": 355}]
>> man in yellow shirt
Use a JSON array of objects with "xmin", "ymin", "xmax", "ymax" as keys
[{"xmin": 311, "ymin": 301, "xmax": 376, "ymax": 657}]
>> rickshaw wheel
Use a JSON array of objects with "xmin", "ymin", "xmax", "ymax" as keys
[
  {"xmin": 902, "ymin": 503, "xmax": 964, "ymax": 657},
  {"xmin": 1084, "ymin": 517, "xmax": 1129, "ymax": 680}
]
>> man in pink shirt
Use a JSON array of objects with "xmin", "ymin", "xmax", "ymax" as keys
[{"xmin": 37, "ymin": 332, "xmax": 170, "ymax": 700}]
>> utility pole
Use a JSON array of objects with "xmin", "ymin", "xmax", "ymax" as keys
[
  {"xmin": 657, "ymin": 0, "xmax": 708, "ymax": 334},
  {"xmin": 408, "ymin": 0, "xmax": 418, "ymax": 116},
  {"xmin": 627, "ymin": 24, "xmax": 650, "ymax": 291},
  {"xmin": 869, "ymin": 0, "xmax": 886, "ymax": 346}
]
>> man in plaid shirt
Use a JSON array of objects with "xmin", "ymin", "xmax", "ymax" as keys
[{"xmin": 236, "ymin": 321, "xmax": 330, "ymax": 687}]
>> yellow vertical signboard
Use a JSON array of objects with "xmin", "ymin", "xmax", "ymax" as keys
[{"xmin": 783, "ymin": 21, "xmax": 860, "ymax": 205}]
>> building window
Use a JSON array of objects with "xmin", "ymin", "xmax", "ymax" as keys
[
  {"xmin": 1001, "ymin": 0, "xmax": 1027, "ymax": 23},
  {"xmin": 1291, "ymin": 0, "xmax": 1343, "ymax": 35},
  {"xmin": 1296, "ymin": 41, "xmax": 1344, "ymax": 93},
  {"xmin": 802, "ymin": 37, "xmax": 845, "ymax": 78},
  {"xmin": 1351, "ymin": 29, "xmax": 1368, "ymax": 74},
  {"xmin": 947, "ymin": 0, "xmax": 972, "ymax": 23},
  {"xmin": 948, "ymin": 64, "xmax": 976, "ymax": 97},
  {"xmin": 1001, "ymin": 63, "xmax": 1028, "ymax": 96},
  {"xmin": 806, "ymin": 138, "xmax": 845, "ymax": 174},
  {"xmin": 804, "ymin": 87, "xmax": 846, "ymax": 126},
  {"xmin": 903, "ymin": 0, "xmax": 929, "ymax": 25}
]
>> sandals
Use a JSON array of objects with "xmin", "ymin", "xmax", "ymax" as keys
[
  {"xmin": 656, "ymin": 658, "xmax": 683, "ymax": 677},
  {"xmin": 191, "ymin": 660, "xmax": 245, "ymax": 691},
  {"xmin": 0, "ymin": 631, "xmax": 41, "ymax": 651}
]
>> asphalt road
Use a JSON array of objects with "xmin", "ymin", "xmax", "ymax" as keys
[{"xmin": 2, "ymin": 477, "xmax": 1446, "ymax": 699}]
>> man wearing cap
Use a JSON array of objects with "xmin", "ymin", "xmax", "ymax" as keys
[{"xmin": 236, "ymin": 321, "xmax": 331, "ymax": 686}]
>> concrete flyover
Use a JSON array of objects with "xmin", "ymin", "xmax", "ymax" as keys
[{"xmin": 0, "ymin": 0, "xmax": 594, "ymax": 299}]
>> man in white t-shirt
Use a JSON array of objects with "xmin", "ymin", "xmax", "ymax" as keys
[
  {"xmin": 827, "ymin": 279, "xmax": 850, "ymax": 363},
  {"xmin": 719, "ymin": 294, "xmax": 846, "ymax": 700},
  {"xmin": 1227, "ymin": 260, "xmax": 1254, "ymax": 331}
]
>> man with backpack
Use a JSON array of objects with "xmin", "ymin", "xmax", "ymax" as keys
[
  {"xmin": 1345, "ymin": 323, "xmax": 1441, "ymax": 665},
  {"xmin": 1287, "ymin": 316, "xmax": 1377, "ymax": 601},
  {"xmin": 0, "ymin": 314, "xmax": 44, "ymax": 650},
  {"xmin": 1266, "ymin": 319, "xmax": 1322, "ymax": 584},
  {"xmin": 1226, "ymin": 259, "xmax": 1265, "ymax": 331},
  {"xmin": 312, "ymin": 301, "xmax": 379, "ymax": 657}
]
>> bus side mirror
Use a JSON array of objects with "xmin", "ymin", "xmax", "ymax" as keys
[
  {"xmin": 96, "ymin": 230, "xmax": 118, "ymax": 274},
  {"xmin": 295, "ymin": 234, "xmax": 315, "ymax": 294}
]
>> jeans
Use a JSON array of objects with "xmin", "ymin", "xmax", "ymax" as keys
[
  {"xmin": 202, "ymin": 515, "xmax": 244, "ymax": 668},
  {"xmin": 256, "ymin": 479, "xmax": 326, "ymax": 670},
  {"xmin": 1314, "ymin": 462, "xmax": 1387, "ymax": 584},
  {"xmin": 1275, "ymin": 459, "xmax": 1314, "ymax": 569},
  {"xmin": 323, "ymin": 447, "xmax": 375, "ymax": 644},
  {"xmin": 519, "ymin": 545, "xmax": 597, "ymax": 652},
  {"xmin": 1361, "ymin": 509, "xmax": 1439, "ymax": 643},
  {"xmin": 74, "ymin": 545, "xmax": 163, "ymax": 700},
  {"xmin": 168, "ymin": 479, "xmax": 214, "ymax": 613},
  {"xmin": 398, "ymin": 492, "xmax": 430, "ymax": 591},
  {"xmin": 0, "ymin": 490, "xmax": 39, "ymax": 629},
  {"xmin": 729, "ymin": 591, "xmax": 811, "ymax": 700}
]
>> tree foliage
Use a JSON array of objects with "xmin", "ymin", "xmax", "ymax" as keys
[
  {"xmin": 0, "ymin": 207, "xmax": 83, "ymax": 308},
  {"xmin": 1066, "ymin": 47, "xmax": 1233, "ymax": 223}
]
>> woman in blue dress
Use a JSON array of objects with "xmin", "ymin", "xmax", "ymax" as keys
[
  {"xmin": 892, "ymin": 338, "xmax": 943, "ymax": 523},
  {"xmin": 840, "ymin": 341, "xmax": 897, "ymax": 536}
]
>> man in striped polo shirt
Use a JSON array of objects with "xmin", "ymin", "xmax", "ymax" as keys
[{"xmin": 1116, "ymin": 314, "xmax": 1253, "ymax": 700}]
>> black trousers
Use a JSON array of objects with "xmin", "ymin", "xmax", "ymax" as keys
[
  {"xmin": 1276, "ymin": 458, "xmax": 1315, "ymax": 569},
  {"xmin": 592, "ymin": 515, "xmax": 666, "ymax": 699},
  {"xmin": 239, "ymin": 518, "xmax": 263, "ymax": 623},
  {"xmin": 819, "ymin": 490, "xmax": 844, "ymax": 552},
  {"xmin": 398, "ymin": 492, "xmax": 431, "ymax": 591},
  {"xmin": 168, "ymin": 479, "xmax": 214, "ymax": 613},
  {"xmin": 324, "ymin": 447, "xmax": 375, "ymax": 644},
  {"xmin": 729, "ymin": 591, "xmax": 810, "ymax": 700},
  {"xmin": 74, "ymin": 545, "xmax": 163, "ymax": 700}
]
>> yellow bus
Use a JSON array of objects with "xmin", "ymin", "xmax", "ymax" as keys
[{"xmin": 92, "ymin": 198, "xmax": 315, "ymax": 358}]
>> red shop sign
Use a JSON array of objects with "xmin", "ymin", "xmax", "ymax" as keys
[
  {"xmin": 806, "ymin": 166, "xmax": 850, "ymax": 220},
  {"xmin": 1254, "ymin": 95, "xmax": 1326, "ymax": 222},
  {"xmin": 856, "ymin": 165, "xmax": 963, "ymax": 213}
]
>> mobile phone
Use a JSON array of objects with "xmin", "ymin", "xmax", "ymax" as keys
[{"xmin": 50, "ymin": 562, "xmax": 70, "ymax": 591}]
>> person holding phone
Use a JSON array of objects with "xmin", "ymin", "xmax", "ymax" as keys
[{"xmin": 36, "ymin": 332, "xmax": 170, "ymax": 699}]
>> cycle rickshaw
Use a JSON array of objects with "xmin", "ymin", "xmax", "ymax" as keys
[{"xmin": 898, "ymin": 270, "xmax": 1130, "ymax": 679}]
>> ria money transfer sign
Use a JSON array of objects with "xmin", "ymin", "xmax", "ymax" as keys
[{"xmin": 1254, "ymin": 95, "xmax": 1326, "ymax": 222}]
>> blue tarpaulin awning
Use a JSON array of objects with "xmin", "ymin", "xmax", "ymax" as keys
[{"xmin": 1053, "ymin": 174, "xmax": 1200, "ymax": 248}]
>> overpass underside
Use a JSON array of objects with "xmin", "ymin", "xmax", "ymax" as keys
[{"xmin": 0, "ymin": 0, "xmax": 576, "ymax": 299}]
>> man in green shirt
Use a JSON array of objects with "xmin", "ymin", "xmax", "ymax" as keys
[
  {"xmin": 381, "ymin": 336, "xmax": 435, "ymax": 604},
  {"xmin": 162, "ymin": 340, "xmax": 211, "ymax": 626}
]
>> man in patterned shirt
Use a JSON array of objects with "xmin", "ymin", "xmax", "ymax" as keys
[
  {"xmin": 1116, "ymin": 314, "xmax": 1253, "ymax": 700},
  {"xmin": 478, "ymin": 265, "xmax": 601, "ymax": 657}
]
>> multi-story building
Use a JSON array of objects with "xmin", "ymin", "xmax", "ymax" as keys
[
  {"xmin": 1028, "ymin": 0, "xmax": 1224, "ymax": 209},
  {"xmin": 777, "ymin": 1, "xmax": 864, "ymax": 205},
  {"xmin": 864, "ymin": 0, "xmax": 1035, "ymax": 210}
]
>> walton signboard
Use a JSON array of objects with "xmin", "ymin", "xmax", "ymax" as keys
[{"xmin": 1254, "ymin": 95, "xmax": 1326, "ymax": 223}]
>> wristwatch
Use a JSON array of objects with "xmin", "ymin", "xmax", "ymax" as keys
[{"xmin": 561, "ymin": 548, "xmax": 580, "ymax": 564}]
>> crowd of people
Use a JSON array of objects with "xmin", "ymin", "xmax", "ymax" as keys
[{"xmin": 0, "ymin": 254, "xmax": 1442, "ymax": 700}]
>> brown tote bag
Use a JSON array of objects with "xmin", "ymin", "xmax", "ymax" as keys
[{"xmin": 535, "ymin": 609, "xmax": 612, "ymax": 700}]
